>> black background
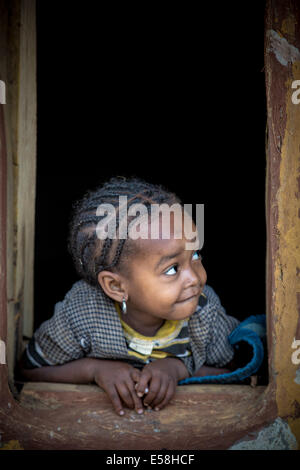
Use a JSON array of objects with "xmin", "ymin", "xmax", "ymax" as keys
[{"xmin": 34, "ymin": 2, "xmax": 267, "ymax": 329}]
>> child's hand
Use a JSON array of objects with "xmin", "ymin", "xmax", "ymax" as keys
[
  {"xmin": 92, "ymin": 360, "xmax": 143, "ymax": 416},
  {"xmin": 135, "ymin": 358, "xmax": 188, "ymax": 411}
]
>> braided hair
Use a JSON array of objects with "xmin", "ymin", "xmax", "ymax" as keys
[{"xmin": 68, "ymin": 176, "xmax": 180, "ymax": 288}]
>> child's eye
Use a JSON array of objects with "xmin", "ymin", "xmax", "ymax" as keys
[
  {"xmin": 192, "ymin": 249, "xmax": 202, "ymax": 261},
  {"xmin": 164, "ymin": 265, "xmax": 178, "ymax": 276}
]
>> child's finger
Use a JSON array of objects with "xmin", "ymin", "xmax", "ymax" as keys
[
  {"xmin": 131, "ymin": 368, "xmax": 141, "ymax": 384},
  {"xmin": 135, "ymin": 369, "xmax": 151, "ymax": 398},
  {"xmin": 116, "ymin": 382, "xmax": 135, "ymax": 410},
  {"xmin": 152, "ymin": 380, "xmax": 175, "ymax": 411},
  {"xmin": 150, "ymin": 378, "xmax": 169, "ymax": 409},
  {"xmin": 135, "ymin": 382, "xmax": 149, "ymax": 394},
  {"xmin": 106, "ymin": 384, "xmax": 126, "ymax": 416},
  {"xmin": 126, "ymin": 380, "xmax": 144, "ymax": 415},
  {"xmin": 143, "ymin": 376, "xmax": 160, "ymax": 406}
]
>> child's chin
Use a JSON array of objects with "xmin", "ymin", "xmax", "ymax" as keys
[{"xmin": 174, "ymin": 299, "xmax": 198, "ymax": 319}]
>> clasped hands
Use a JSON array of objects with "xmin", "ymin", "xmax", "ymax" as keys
[{"xmin": 93, "ymin": 357, "xmax": 184, "ymax": 416}]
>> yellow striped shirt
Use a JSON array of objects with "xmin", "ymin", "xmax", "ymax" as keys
[{"xmin": 115, "ymin": 303, "xmax": 191, "ymax": 363}]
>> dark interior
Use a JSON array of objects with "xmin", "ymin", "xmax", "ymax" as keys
[{"xmin": 34, "ymin": 3, "xmax": 267, "ymax": 332}]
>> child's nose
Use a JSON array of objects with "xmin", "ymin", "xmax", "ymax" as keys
[
  {"xmin": 184, "ymin": 263, "xmax": 207, "ymax": 289},
  {"xmin": 184, "ymin": 265, "xmax": 201, "ymax": 288}
]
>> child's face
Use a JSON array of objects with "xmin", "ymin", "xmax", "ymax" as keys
[{"xmin": 123, "ymin": 212, "xmax": 207, "ymax": 323}]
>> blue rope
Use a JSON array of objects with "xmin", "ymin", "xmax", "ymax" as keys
[{"xmin": 178, "ymin": 315, "xmax": 266, "ymax": 385}]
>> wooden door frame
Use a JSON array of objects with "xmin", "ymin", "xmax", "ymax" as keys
[{"xmin": 0, "ymin": 0, "xmax": 300, "ymax": 450}]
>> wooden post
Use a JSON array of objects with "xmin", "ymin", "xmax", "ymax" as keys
[
  {"xmin": 15, "ymin": 0, "xmax": 37, "ymax": 341},
  {"xmin": 0, "ymin": 0, "xmax": 36, "ymax": 385},
  {"xmin": 265, "ymin": 0, "xmax": 300, "ymax": 443}
]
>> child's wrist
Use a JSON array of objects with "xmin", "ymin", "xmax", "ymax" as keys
[
  {"xmin": 164, "ymin": 357, "xmax": 189, "ymax": 381},
  {"xmin": 175, "ymin": 359, "xmax": 190, "ymax": 381},
  {"xmin": 84, "ymin": 357, "xmax": 103, "ymax": 383}
]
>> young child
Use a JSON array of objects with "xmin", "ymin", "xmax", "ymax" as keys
[{"xmin": 19, "ymin": 177, "xmax": 239, "ymax": 416}]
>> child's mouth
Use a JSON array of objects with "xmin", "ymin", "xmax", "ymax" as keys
[{"xmin": 177, "ymin": 290, "xmax": 201, "ymax": 304}]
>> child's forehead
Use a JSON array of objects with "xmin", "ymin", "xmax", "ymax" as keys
[
  {"xmin": 134, "ymin": 236, "xmax": 185, "ymax": 256},
  {"xmin": 128, "ymin": 209, "xmax": 197, "ymax": 240},
  {"xmin": 126, "ymin": 210, "xmax": 199, "ymax": 260},
  {"xmin": 132, "ymin": 229, "xmax": 199, "ymax": 260}
]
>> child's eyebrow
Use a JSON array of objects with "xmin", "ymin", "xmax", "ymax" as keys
[
  {"xmin": 155, "ymin": 249, "xmax": 183, "ymax": 270},
  {"xmin": 154, "ymin": 236, "xmax": 199, "ymax": 271}
]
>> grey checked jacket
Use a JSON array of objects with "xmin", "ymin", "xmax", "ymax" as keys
[{"xmin": 26, "ymin": 281, "xmax": 239, "ymax": 376}]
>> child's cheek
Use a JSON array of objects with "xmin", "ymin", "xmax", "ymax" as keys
[
  {"xmin": 140, "ymin": 281, "xmax": 177, "ymax": 311},
  {"xmin": 156, "ymin": 285, "xmax": 182, "ymax": 311},
  {"xmin": 149, "ymin": 285, "xmax": 178, "ymax": 309},
  {"xmin": 129, "ymin": 270, "xmax": 181, "ymax": 313}
]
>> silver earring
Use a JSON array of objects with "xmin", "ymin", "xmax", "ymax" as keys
[{"xmin": 122, "ymin": 297, "xmax": 127, "ymax": 315}]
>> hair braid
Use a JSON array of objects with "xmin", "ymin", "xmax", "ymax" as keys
[
  {"xmin": 94, "ymin": 237, "xmax": 113, "ymax": 274},
  {"xmin": 68, "ymin": 176, "xmax": 180, "ymax": 288},
  {"xmin": 106, "ymin": 238, "xmax": 127, "ymax": 271}
]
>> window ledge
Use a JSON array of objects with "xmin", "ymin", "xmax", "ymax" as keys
[{"xmin": 15, "ymin": 381, "xmax": 274, "ymax": 450}]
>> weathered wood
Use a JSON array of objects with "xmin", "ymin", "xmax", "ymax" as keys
[
  {"xmin": 5, "ymin": 382, "xmax": 271, "ymax": 450},
  {"xmin": 0, "ymin": 105, "xmax": 8, "ymax": 356},
  {"xmin": 0, "ymin": 0, "xmax": 36, "ymax": 385},
  {"xmin": 265, "ymin": 0, "xmax": 300, "ymax": 444},
  {"xmin": 0, "ymin": 0, "xmax": 18, "ymax": 391},
  {"xmin": 15, "ymin": 0, "xmax": 36, "ymax": 340}
]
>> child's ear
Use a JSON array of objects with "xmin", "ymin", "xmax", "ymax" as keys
[{"xmin": 97, "ymin": 271, "xmax": 127, "ymax": 303}]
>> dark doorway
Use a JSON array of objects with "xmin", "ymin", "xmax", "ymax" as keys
[{"xmin": 34, "ymin": 2, "xmax": 266, "ymax": 329}]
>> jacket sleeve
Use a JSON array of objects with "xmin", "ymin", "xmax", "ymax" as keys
[
  {"xmin": 23, "ymin": 299, "xmax": 85, "ymax": 368},
  {"xmin": 187, "ymin": 285, "xmax": 240, "ymax": 373},
  {"xmin": 177, "ymin": 355, "xmax": 195, "ymax": 376},
  {"xmin": 204, "ymin": 286, "xmax": 240, "ymax": 368}
]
